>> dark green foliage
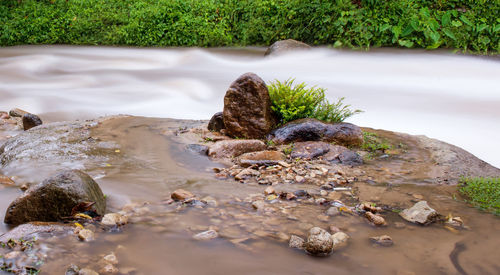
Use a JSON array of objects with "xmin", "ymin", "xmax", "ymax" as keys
[
  {"xmin": 0, "ymin": 0, "xmax": 498, "ymax": 53},
  {"xmin": 459, "ymin": 177, "xmax": 500, "ymax": 215},
  {"xmin": 268, "ymin": 79, "xmax": 361, "ymax": 125}
]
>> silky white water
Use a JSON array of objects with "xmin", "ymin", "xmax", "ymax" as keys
[{"xmin": 0, "ymin": 46, "xmax": 499, "ymax": 168}]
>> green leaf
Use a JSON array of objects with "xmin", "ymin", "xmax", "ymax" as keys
[
  {"xmin": 441, "ymin": 12, "xmax": 451, "ymax": 26},
  {"xmin": 379, "ymin": 24, "xmax": 391, "ymax": 32},
  {"xmin": 443, "ymin": 29, "xmax": 456, "ymax": 40},
  {"xmin": 451, "ymin": 20, "xmax": 463, "ymax": 27},
  {"xmin": 460, "ymin": 15, "xmax": 473, "ymax": 26},
  {"xmin": 401, "ymin": 25, "xmax": 414, "ymax": 37},
  {"xmin": 477, "ymin": 24, "xmax": 488, "ymax": 33},
  {"xmin": 429, "ymin": 31, "xmax": 440, "ymax": 43},
  {"xmin": 398, "ymin": 39, "xmax": 414, "ymax": 48},
  {"xmin": 494, "ymin": 24, "xmax": 500, "ymax": 33}
]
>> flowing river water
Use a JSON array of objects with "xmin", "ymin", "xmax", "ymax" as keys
[{"xmin": 0, "ymin": 46, "xmax": 499, "ymax": 275}]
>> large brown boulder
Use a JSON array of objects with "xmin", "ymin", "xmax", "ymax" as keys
[
  {"xmin": 268, "ymin": 118, "xmax": 363, "ymax": 147},
  {"xmin": 223, "ymin": 73, "xmax": 276, "ymax": 139},
  {"xmin": 4, "ymin": 170, "xmax": 106, "ymax": 225}
]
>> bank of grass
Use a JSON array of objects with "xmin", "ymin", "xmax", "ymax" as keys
[
  {"xmin": 0, "ymin": 0, "xmax": 498, "ymax": 53},
  {"xmin": 459, "ymin": 177, "xmax": 500, "ymax": 215}
]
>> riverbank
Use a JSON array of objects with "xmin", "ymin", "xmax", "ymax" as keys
[
  {"xmin": 1, "ymin": 0, "xmax": 499, "ymax": 53},
  {"xmin": 0, "ymin": 114, "xmax": 499, "ymax": 274}
]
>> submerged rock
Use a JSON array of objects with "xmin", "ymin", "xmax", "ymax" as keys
[
  {"xmin": 4, "ymin": 170, "xmax": 106, "ymax": 225},
  {"xmin": 268, "ymin": 118, "xmax": 363, "ymax": 147},
  {"xmin": 289, "ymin": 235, "xmax": 305, "ymax": 249},
  {"xmin": 78, "ymin": 229, "xmax": 95, "ymax": 242},
  {"xmin": 365, "ymin": 212, "xmax": 387, "ymax": 226},
  {"xmin": 304, "ymin": 227, "xmax": 333, "ymax": 256},
  {"xmin": 185, "ymin": 144, "xmax": 209, "ymax": 155},
  {"xmin": 171, "ymin": 189, "xmax": 194, "ymax": 201},
  {"xmin": 207, "ymin": 112, "xmax": 225, "ymax": 132},
  {"xmin": 331, "ymin": 232, "xmax": 349, "ymax": 250},
  {"xmin": 208, "ymin": 139, "xmax": 267, "ymax": 159},
  {"xmin": 238, "ymin": 150, "xmax": 284, "ymax": 167},
  {"xmin": 78, "ymin": 268, "xmax": 99, "ymax": 275},
  {"xmin": 101, "ymin": 213, "xmax": 128, "ymax": 227},
  {"xmin": 0, "ymin": 222, "xmax": 74, "ymax": 243},
  {"xmin": 0, "ymin": 174, "xmax": 15, "ymax": 186},
  {"xmin": 223, "ymin": 73, "xmax": 276, "ymax": 139},
  {"xmin": 265, "ymin": 39, "xmax": 311, "ymax": 57},
  {"xmin": 399, "ymin": 201, "xmax": 439, "ymax": 225},
  {"xmin": 193, "ymin": 230, "xmax": 218, "ymax": 241},
  {"xmin": 22, "ymin": 113, "xmax": 43, "ymax": 130},
  {"xmin": 370, "ymin": 235, "xmax": 394, "ymax": 247}
]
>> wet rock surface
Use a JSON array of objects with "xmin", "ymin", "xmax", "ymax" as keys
[
  {"xmin": 304, "ymin": 227, "xmax": 333, "ymax": 256},
  {"xmin": 0, "ymin": 223, "xmax": 74, "ymax": 243},
  {"xmin": 207, "ymin": 112, "xmax": 225, "ymax": 132},
  {"xmin": 223, "ymin": 73, "xmax": 275, "ymax": 139},
  {"xmin": 4, "ymin": 170, "xmax": 106, "ymax": 225},
  {"xmin": 370, "ymin": 235, "xmax": 394, "ymax": 247},
  {"xmin": 265, "ymin": 39, "xmax": 311, "ymax": 56},
  {"xmin": 268, "ymin": 118, "xmax": 363, "ymax": 146},
  {"xmin": 207, "ymin": 139, "xmax": 267, "ymax": 160},
  {"xmin": 1, "ymin": 115, "xmax": 499, "ymax": 274},
  {"xmin": 399, "ymin": 201, "xmax": 439, "ymax": 225},
  {"xmin": 22, "ymin": 113, "xmax": 43, "ymax": 131},
  {"xmin": 238, "ymin": 150, "xmax": 284, "ymax": 167}
]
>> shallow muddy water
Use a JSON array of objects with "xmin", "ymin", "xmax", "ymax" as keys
[
  {"xmin": 0, "ymin": 46, "xmax": 499, "ymax": 168},
  {"xmin": 1, "ymin": 116, "xmax": 499, "ymax": 275}
]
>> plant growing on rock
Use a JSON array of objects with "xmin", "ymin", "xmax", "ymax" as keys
[{"xmin": 268, "ymin": 79, "xmax": 362, "ymax": 125}]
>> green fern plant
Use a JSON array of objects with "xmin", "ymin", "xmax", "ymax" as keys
[{"xmin": 268, "ymin": 78, "xmax": 362, "ymax": 125}]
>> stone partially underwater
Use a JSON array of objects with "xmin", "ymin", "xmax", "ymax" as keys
[{"xmin": 4, "ymin": 169, "xmax": 106, "ymax": 225}]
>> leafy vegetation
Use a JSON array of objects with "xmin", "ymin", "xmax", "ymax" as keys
[
  {"xmin": 0, "ymin": 0, "xmax": 498, "ymax": 53},
  {"xmin": 268, "ymin": 79, "xmax": 361, "ymax": 125},
  {"xmin": 459, "ymin": 177, "xmax": 500, "ymax": 215},
  {"xmin": 361, "ymin": 132, "xmax": 392, "ymax": 152}
]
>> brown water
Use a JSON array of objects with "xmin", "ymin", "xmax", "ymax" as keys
[{"xmin": 1, "ymin": 116, "xmax": 499, "ymax": 275}]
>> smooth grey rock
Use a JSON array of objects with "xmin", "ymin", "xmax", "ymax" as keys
[
  {"xmin": 265, "ymin": 39, "xmax": 311, "ymax": 57},
  {"xmin": 399, "ymin": 201, "xmax": 438, "ymax": 225},
  {"xmin": 4, "ymin": 170, "xmax": 106, "ymax": 225},
  {"xmin": 268, "ymin": 118, "xmax": 363, "ymax": 147}
]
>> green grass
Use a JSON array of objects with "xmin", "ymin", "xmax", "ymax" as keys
[
  {"xmin": 268, "ymin": 79, "xmax": 361, "ymax": 125},
  {"xmin": 459, "ymin": 177, "xmax": 500, "ymax": 215},
  {"xmin": 361, "ymin": 132, "xmax": 392, "ymax": 152},
  {"xmin": 0, "ymin": 0, "xmax": 499, "ymax": 53}
]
